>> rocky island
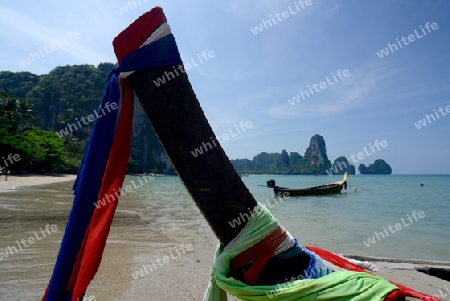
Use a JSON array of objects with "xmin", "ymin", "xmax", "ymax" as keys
[
  {"xmin": 358, "ymin": 159, "xmax": 392, "ymax": 174},
  {"xmin": 231, "ymin": 134, "xmax": 392, "ymax": 175}
]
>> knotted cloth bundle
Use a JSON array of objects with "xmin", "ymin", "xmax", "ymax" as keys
[{"xmin": 203, "ymin": 203, "xmax": 400, "ymax": 301}]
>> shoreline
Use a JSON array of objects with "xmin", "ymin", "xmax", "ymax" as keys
[
  {"xmin": 0, "ymin": 173, "xmax": 175, "ymax": 192},
  {"xmin": 0, "ymin": 173, "xmax": 77, "ymax": 192},
  {"xmin": 0, "ymin": 175, "xmax": 448, "ymax": 300}
]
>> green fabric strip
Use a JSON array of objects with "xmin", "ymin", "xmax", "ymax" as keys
[{"xmin": 203, "ymin": 203, "xmax": 397, "ymax": 301}]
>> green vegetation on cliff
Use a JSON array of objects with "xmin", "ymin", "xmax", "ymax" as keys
[
  {"xmin": 231, "ymin": 136, "xmax": 392, "ymax": 175},
  {"xmin": 231, "ymin": 134, "xmax": 332, "ymax": 175},
  {"xmin": 1, "ymin": 65, "xmax": 391, "ymax": 176},
  {"xmin": 0, "ymin": 64, "xmax": 173, "ymax": 174},
  {"xmin": 327, "ymin": 156, "xmax": 356, "ymax": 175},
  {"xmin": 0, "ymin": 92, "xmax": 67, "ymax": 172},
  {"xmin": 359, "ymin": 159, "xmax": 392, "ymax": 174}
]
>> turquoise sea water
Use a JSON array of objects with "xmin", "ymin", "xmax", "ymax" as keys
[
  {"xmin": 1, "ymin": 174, "xmax": 449, "ymax": 263},
  {"xmin": 134, "ymin": 173, "xmax": 450, "ymax": 261},
  {"xmin": 116, "ymin": 173, "xmax": 450, "ymax": 262},
  {"xmin": 241, "ymin": 174, "xmax": 450, "ymax": 261}
]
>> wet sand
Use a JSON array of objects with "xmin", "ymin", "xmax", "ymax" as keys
[
  {"xmin": 0, "ymin": 176, "xmax": 240, "ymax": 300},
  {"xmin": 0, "ymin": 174, "xmax": 77, "ymax": 192}
]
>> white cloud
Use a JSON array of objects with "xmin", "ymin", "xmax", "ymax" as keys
[{"xmin": 268, "ymin": 62, "xmax": 409, "ymax": 119}]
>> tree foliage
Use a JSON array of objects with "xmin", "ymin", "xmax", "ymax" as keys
[
  {"xmin": 231, "ymin": 136, "xmax": 333, "ymax": 175},
  {"xmin": 26, "ymin": 63, "xmax": 116, "ymax": 132},
  {"xmin": 359, "ymin": 159, "xmax": 392, "ymax": 174},
  {"xmin": 1, "ymin": 63, "xmax": 172, "ymax": 174},
  {"xmin": 0, "ymin": 71, "xmax": 40, "ymax": 98},
  {"xmin": 331, "ymin": 156, "xmax": 356, "ymax": 175},
  {"xmin": 0, "ymin": 92, "xmax": 67, "ymax": 172}
]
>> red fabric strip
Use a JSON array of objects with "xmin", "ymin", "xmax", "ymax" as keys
[
  {"xmin": 230, "ymin": 226, "xmax": 287, "ymax": 285},
  {"xmin": 113, "ymin": 6, "xmax": 167, "ymax": 64},
  {"xmin": 384, "ymin": 289, "xmax": 407, "ymax": 301},
  {"xmin": 67, "ymin": 79, "xmax": 134, "ymax": 300},
  {"xmin": 305, "ymin": 246, "xmax": 440, "ymax": 301}
]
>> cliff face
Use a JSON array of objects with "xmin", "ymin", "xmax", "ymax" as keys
[
  {"xmin": 230, "ymin": 159, "xmax": 253, "ymax": 171},
  {"xmin": 359, "ymin": 159, "xmax": 392, "ymax": 174},
  {"xmin": 304, "ymin": 134, "xmax": 329, "ymax": 166},
  {"xmin": 130, "ymin": 98, "xmax": 174, "ymax": 174},
  {"xmin": 0, "ymin": 66, "xmax": 173, "ymax": 174},
  {"xmin": 276, "ymin": 150, "xmax": 290, "ymax": 169},
  {"xmin": 230, "ymin": 134, "xmax": 332, "ymax": 175},
  {"xmin": 330, "ymin": 156, "xmax": 356, "ymax": 175},
  {"xmin": 252, "ymin": 152, "xmax": 280, "ymax": 170}
]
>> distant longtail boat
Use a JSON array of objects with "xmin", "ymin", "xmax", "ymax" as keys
[{"xmin": 266, "ymin": 172, "xmax": 348, "ymax": 196}]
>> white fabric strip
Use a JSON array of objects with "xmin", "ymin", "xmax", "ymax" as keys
[
  {"xmin": 141, "ymin": 22, "xmax": 172, "ymax": 46},
  {"xmin": 223, "ymin": 203, "xmax": 271, "ymax": 253},
  {"xmin": 223, "ymin": 203, "xmax": 295, "ymax": 257},
  {"xmin": 273, "ymin": 230, "xmax": 296, "ymax": 256},
  {"xmin": 115, "ymin": 22, "xmax": 173, "ymax": 127},
  {"xmin": 119, "ymin": 22, "xmax": 172, "ymax": 79}
]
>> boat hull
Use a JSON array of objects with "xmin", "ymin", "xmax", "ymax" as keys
[{"xmin": 274, "ymin": 181, "xmax": 344, "ymax": 196}]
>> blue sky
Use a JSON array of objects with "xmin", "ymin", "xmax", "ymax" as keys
[{"xmin": 1, "ymin": 0, "xmax": 449, "ymax": 174}]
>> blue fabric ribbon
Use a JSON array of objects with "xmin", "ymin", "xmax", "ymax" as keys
[
  {"xmin": 271, "ymin": 238, "xmax": 333, "ymax": 280},
  {"xmin": 302, "ymin": 246, "xmax": 334, "ymax": 279}
]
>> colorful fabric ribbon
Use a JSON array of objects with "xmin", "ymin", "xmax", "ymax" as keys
[
  {"xmin": 203, "ymin": 202, "xmax": 439, "ymax": 301},
  {"xmin": 43, "ymin": 8, "xmax": 181, "ymax": 301}
]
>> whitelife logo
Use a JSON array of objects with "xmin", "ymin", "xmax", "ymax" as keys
[
  {"xmin": 94, "ymin": 173, "xmax": 155, "ymax": 209},
  {"xmin": 1, "ymin": 153, "xmax": 21, "ymax": 172},
  {"xmin": 287, "ymin": 69, "xmax": 350, "ymax": 106},
  {"xmin": 413, "ymin": 104, "xmax": 450, "ymax": 130},
  {"xmin": 18, "ymin": 31, "xmax": 81, "ymax": 67},
  {"xmin": 115, "ymin": 0, "xmax": 149, "ymax": 16},
  {"xmin": 56, "ymin": 102, "xmax": 118, "ymax": 138},
  {"xmin": 376, "ymin": 22, "xmax": 438, "ymax": 59},
  {"xmin": 325, "ymin": 139, "xmax": 388, "ymax": 175},
  {"xmin": 363, "ymin": 211, "xmax": 425, "ymax": 247},
  {"xmin": 190, "ymin": 121, "xmax": 252, "ymax": 158},
  {"xmin": 0, "ymin": 224, "xmax": 58, "ymax": 261},
  {"xmin": 131, "ymin": 243, "xmax": 194, "ymax": 279},
  {"xmin": 250, "ymin": 0, "xmax": 313, "ymax": 35},
  {"xmin": 152, "ymin": 50, "xmax": 215, "ymax": 87}
]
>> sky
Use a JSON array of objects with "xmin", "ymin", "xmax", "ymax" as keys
[{"xmin": 1, "ymin": 0, "xmax": 449, "ymax": 174}]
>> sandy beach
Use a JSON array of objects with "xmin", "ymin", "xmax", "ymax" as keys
[
  {"xmin": 0, "ymin": 173, "xmax": 77, "ymax": 192},
  {"xmin": 0, "ymin": 176, "xmax": 449, "ymax": 300},
  {"xmin": 0, "ymin": 174, "xmax": 240, "ymax": 300}
]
